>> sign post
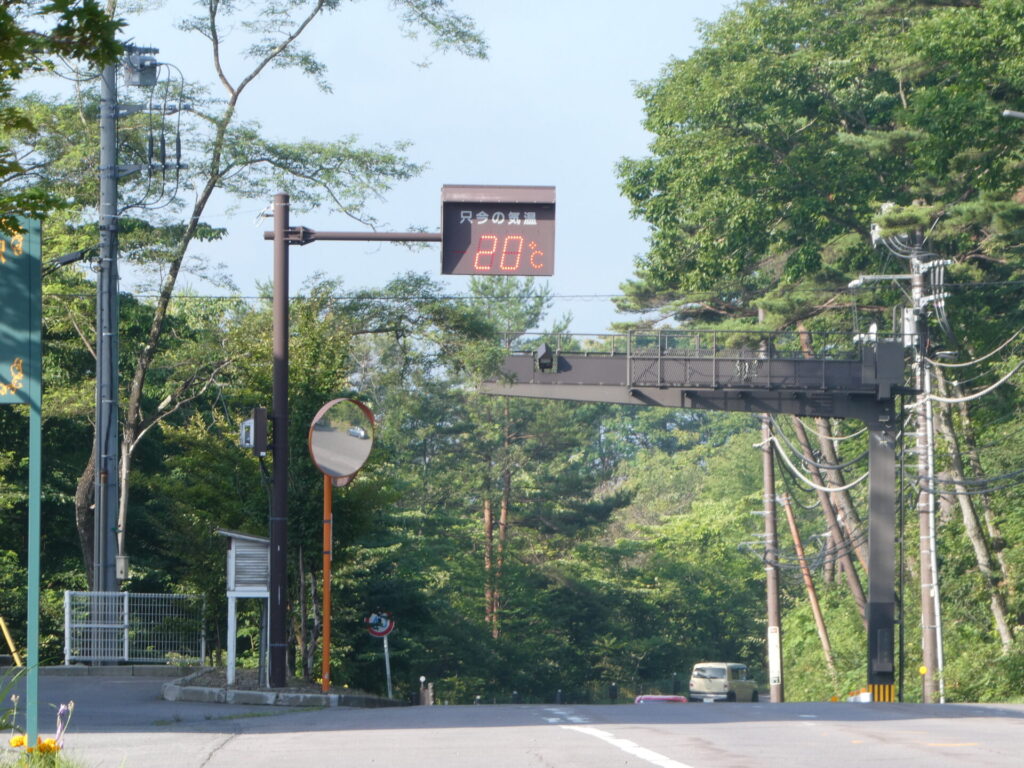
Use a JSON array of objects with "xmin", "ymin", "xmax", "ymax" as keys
[
  {"xmin": 266, "ymin": 184, "xmax": 553, "ymax": 688},
  {"xmin": 0, "ymin": 219, "xmax": 42, "ymax": 742},
  {"xmin": 365, "ymin": 611, "xmax": 395, "ymax": 699},
  {"xmin": 308, "ymin": 398, "xmax": 375, "ymax": 694}
]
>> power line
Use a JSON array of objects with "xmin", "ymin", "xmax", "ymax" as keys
[{"xmin": 39, "ymin": 279, "xmax": 1024, "ymax": 304}]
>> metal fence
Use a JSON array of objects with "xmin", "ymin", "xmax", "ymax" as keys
[
  {"xmin": 505, "ymin": 329, "xmax": 867, "ymax": 361},
  {"xmin": 64, "ymin": 591, "xmax": 205, "ymax": 665}
]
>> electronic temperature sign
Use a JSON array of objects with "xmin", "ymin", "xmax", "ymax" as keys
[{"xmin": 441, "ymin": 185, "xmax": 555, "ymax": 276}]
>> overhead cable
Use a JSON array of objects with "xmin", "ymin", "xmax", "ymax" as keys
[
  {"xmin": 920, "ymin": 360, "xmax": 1024, "ymax": 405},
  {"xmin": 770, "ymin": 436, "xmax": 869, "ymax": 492},
  {"xmin": 794, "ymin": 417, "xmax": 868, "ymax": 442},
  {"xmin": 770, "ymin": 417, "xmax": 868, "ymax": 472},
  {"xmin": 912, "ymin": 476, "xmax": 1024, "ymax": 496},
  {"xmin": 926, "ymin": 327, "xmax": 1024, "ymax": 368}
]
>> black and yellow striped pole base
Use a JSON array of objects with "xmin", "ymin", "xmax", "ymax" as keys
[{"xmin": 868, "ymin": 683, "xmax": 895, "ymax": 702}]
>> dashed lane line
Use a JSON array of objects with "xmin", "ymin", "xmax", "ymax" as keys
[{"xmin": 561, "ymin": 724, "xmax": 697, "ymax": 768}]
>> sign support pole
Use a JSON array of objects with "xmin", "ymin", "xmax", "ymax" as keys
[
  {"xmin": 307, "ymin": 398, "xmax": 375, "ymax": 695},
  {"xmin": 383, "ymin": 634, "xmax": 393, "ymax": 699},
  {"xmin": 26, "ymin": 235, "xmax": 42, "ymax": 744},
  {"xmin": 321, "ymin": 475, "xmax": 332, "ymax": 693},
  {"xmin": 26, "ymin": 396, "xmax": 40, "ymax": 742},
  {"xmin": 270, "ymin": 194, "xmax": 290, "ymax": 688},
  {"xmin": 267, "ymin": 185, "xmax": 551, "ymax": 691}
]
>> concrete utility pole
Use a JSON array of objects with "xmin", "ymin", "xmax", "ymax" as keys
[
  {"xmin": 94, "ymin": 61, "xmax": 119, "ymax": 593},
  {"xmin": 853, "ymin": 219, "xmax": 949, "ymax": 703},
  {"xmin": 93, "ymin": 46, "xmax": 161, "ymax": 593},
  {"xmin": 762, "ymin": 416, "xmax": 784, "ymax": 702},
  {"xmin": 910, "ymin": 243, "xmax": 945, "ymax": 703}
]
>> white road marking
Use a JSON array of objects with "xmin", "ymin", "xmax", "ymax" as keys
[
  {"xmin": 561, "ymin": 725, "xmax": 697, "ymax": 768},
  {"xmin": 542, "ymin": 707, "xmax": 591, "ymax": 724}
]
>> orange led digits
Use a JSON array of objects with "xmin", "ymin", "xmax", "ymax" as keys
[
  {"xmin": 473, "ymin": 234, "xmax": 498, "ymax": 271},
  {"xmin": 499, "ymin": 235, "xmax": 524, "ymax": 271}
]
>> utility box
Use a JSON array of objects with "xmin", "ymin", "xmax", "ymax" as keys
[
  {"xmin": 124, "ymin": 53, "xmax": 159, "ymax": 87},
  {"xmin": 216, "ymin": 530, "xmax": 270, "ymax": 686},
  {"xmin": 219, "ymin": 529, "xmax": 270, "ymax": 596},
  {"xmin": 239, "ymin": 407, "xmax": 268, "ymax": 456}
]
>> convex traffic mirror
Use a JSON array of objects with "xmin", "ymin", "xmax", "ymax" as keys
[{"xmin": 307, "ymin": 398, "xmax": 375, "ymax": 485}]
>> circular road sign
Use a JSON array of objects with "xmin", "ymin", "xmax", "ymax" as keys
[{"xmin": 365, "ymin": 611, "xmax": 395, "ymax": 638}]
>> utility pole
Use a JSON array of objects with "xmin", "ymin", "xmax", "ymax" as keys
[
  {"xmin": 855, "ymin": 216, "xmax": 947, "ymax": 703},
  {"xmin": 94, "ymin": 60, "xmax": 119, "ymax": 593},
  {"xmin": 94, "ymin": 46, "xmax": 160, "ymax": 593},
  {"xmin": 781, "ymin": 494, "xmax": 836, "ymax": 677},
  {"xmin": 910, "ymin": 241, "xmax": 945, "ymax": 703},
  {"xmin": 763, "ymin": 416, "xmax": 784, "ymax": 702}
]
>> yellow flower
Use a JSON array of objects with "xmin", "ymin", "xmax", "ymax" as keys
[
  {"xmin": 37, "ymin": 737, "xmax": 60, "ymax": 753},
  {"xmin": 8, "ymin": 733, "xmax": 26, "ymax": 748}
]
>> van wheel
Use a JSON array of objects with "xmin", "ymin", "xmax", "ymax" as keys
[
  {"xmin": 751, "ymin": 690, "xmax": 759, "ymax": 702},
  {"xmin": 726, "ymin": 691, "xmax": 736, "ymax": 702}
]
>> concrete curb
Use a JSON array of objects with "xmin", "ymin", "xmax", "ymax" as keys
[
  {"xmin": 30, "ymin": 665, "xmax": 193, "ymax": 678},
  {"xmin": 161, "ymin": 668, "xmax": 405, "ymax": 709}
]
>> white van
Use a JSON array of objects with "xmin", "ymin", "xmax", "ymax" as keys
[{"xmin": 688, "ymin": 662, "xmax": 759, "ymax": 702}]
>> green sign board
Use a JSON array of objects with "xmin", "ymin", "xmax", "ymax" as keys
[
  {"xmin": 0, "ymin": 218, "xmax": 41, "ymax": 404},
  {"xmin": 0, "ymin": 218, "xmax": 42, "ymax": 741}
]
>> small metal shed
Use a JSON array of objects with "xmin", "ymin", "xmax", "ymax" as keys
[{"xmin": 216, "ymin": 530, "xmax": 269, "ymax": 686}]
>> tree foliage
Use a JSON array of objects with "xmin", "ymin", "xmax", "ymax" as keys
[
  {"xmin": 0, "ymin": 1, "xmax": 121, "ymax": 231},
  {"xmin": 617, "ymin": 0, "xmax": 1024, "ymax": 701},
  {"xmin": 6, "ymin": 0, "xmax": 1024, "ymax": 704}
]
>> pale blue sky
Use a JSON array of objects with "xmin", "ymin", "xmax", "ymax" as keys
[{"xmin": 82, "ymin": 2, "xmax": 733, "ymax": 331}]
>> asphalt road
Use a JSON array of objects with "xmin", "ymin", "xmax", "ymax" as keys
[{"xmin": 14, "ymin": 674, "xmax": 1024, "ymax": 767}]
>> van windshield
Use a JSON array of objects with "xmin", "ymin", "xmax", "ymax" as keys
[{"xmin": 693, "ymin": 666, "xmax": 726, "ymax": 679}]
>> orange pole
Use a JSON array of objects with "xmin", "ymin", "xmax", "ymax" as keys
[{"xmin": 321, "ymin": 475, "xmax": 332, "ymax": 693}]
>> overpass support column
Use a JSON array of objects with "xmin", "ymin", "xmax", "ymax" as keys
[{"xmin": 867, "ymin": 428, "xmax": 896, "ymax": 700}]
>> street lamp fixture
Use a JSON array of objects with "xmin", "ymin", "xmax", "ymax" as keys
[{"xmin": 848, "ymin": 274, "xmax": 913, "ymax": 289}]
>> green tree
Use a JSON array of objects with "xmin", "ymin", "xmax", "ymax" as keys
[
  {"xmin": 616, "ymin": 0, "xmax": 1024, "ymax": 699},
  {"xmin": 0, "ymin": 0, "xmax": 121, "ymax": 231},
  {"xmin": 9, "ymin": 0, "xmax": 486, "ymax": 582}
]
